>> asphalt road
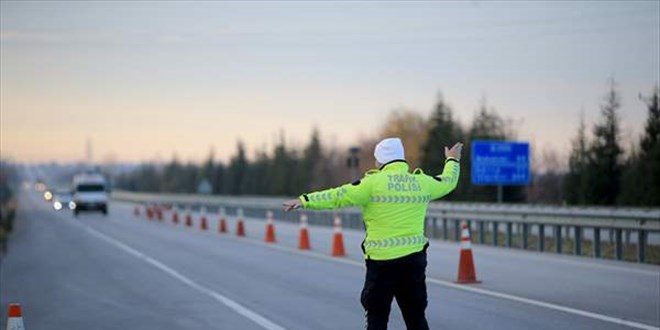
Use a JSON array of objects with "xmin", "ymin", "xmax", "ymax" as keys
[{"xmin": 2, "ymin": 190, "xmax": 659, "ymax": 330}]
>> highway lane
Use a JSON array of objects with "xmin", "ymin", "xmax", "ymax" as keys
[
  {"xmin": 231, "ymin": 210, "xmax": 660, "ymax": 327},
  {"xmin": 2, "ymin": 190, "xmax": 659, "ymax": 330},
  {"xmin": 1, "ymin": 192, "xmax": 268, "ymax": 330}
]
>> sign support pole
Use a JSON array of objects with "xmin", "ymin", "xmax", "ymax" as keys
[{"xmin": 497, "ymin": 185, "xmax": 503, "ymax": 203}]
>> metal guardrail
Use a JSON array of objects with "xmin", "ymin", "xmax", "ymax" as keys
[{"xmin": 113, "ymin": 191, "xmax": 660, "ymax": 263}]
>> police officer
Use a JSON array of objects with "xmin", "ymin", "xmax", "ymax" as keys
[{"xmin": 283, "ymin": 137, "xmax": 462, "ymax": 330}]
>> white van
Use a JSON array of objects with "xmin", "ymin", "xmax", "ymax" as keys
[{"xmin": 72, "ymin": 173, "xmax": 108, "ymax": 216}]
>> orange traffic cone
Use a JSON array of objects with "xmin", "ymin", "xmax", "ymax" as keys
[
  {"xmin": 298, "ymin": 213, "xmax": 311, "ymax": 250},
  {"xmin": 185, "ymin": 209, "xmax": 193, "ymax": 227},
  {"xmin": 264, "ymin": 211, "xmax": 276, "ymax": 243},
  {"xmin": 218, "ymin": 208, "xmax": 227, "ymax": 234},
  {"xmin": 200, "ymin": 207, "xmax": 208, "ymax": 231},
  {"xmin": 236, "ymin": 208, "xmax": 246, "ymax": 237},
  {"xmin": 171, "ymin": 209, "xmax": 179, "ymax": 224},
  {"xmin": 456, "ymin": 221, "xmax": 480, "ymax": 284},
  {"xmin": 156, "ymin": 206, "xmax": 163, "ymax": 221},
  {"xmin": 134, "ymin": 206, "xmax": 140, "ymax": 217},
  {"xmin": 6, "ymin": 303, "xmax": 25, "ymax": 330},
  {"xmin": 331, "ymin": 215, "xmax": 346, "ymax": 257},
  {"xmin": 146, "ymin": 206, "xmax": 154, "ymax": 220}
]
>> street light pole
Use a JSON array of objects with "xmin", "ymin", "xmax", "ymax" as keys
[{"xmin": 347, "ymin": 147, "xmax": 361, "ymax": 181}]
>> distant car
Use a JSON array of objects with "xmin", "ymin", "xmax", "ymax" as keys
[
  {"xmin": 72, "ymin": 173, "xmax": 109, "ymax": 216},
  {"xmin": 52, "ymin": 190, "xmax": 76, "ymax": 211},
  {"xmin": 44, "ymin": 190, "xmax": 53, "ymax": 201}
]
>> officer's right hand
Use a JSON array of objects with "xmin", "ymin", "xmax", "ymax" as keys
[
  {"xmin": 445, "ymin": 142, "xmax": 463, "ymax": 161},
  {"xmin": 283, "ymin": 199, "xmax": 301, "ymax": 212}
]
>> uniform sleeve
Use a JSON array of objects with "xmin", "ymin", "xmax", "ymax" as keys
[
  {"xmin": 299, "ymin": 177, "xmax": 373, "ymax": 210},
  {"xmin": 426, "ymin": 158, "xmax": 460, "ymax": 200}
]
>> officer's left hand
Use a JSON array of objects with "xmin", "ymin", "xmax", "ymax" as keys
[{"xmin": 283, "ymin": 199, "xmax": 301, "ymax": 212}]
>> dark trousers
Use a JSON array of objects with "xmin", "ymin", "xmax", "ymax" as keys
[{"xmin": 361, "ymin": 247, "xmax": 430, "ymax": 330}]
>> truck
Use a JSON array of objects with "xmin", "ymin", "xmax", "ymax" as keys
[{"xmin": 72, "ymin": 173, "xmax": 108, "ymax": 216}]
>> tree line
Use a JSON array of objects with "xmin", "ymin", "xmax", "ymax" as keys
[
  {"xmin": 114, "ymin": 82, "xmax": 660, "ymax": 206},
  {"xmin": 564, "ymin": 82, "xmax": 659, "ymax": 206},
  {"xmin": 115, "ymin": 130, "xmax": 343, "ymax": 197}
]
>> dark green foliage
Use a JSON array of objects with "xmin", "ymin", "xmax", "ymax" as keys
[
  {"xmin": 265, "ymin": 135, "xmax": 298, "ymax": 195},
  {"xmin": 111, "ymin": 86, "xmax": 657, "ymax": 206},
  {"xmin": 227, "ymin": 141, "xmax": 248, "ymax": 195},
  {"xmin": 421, "ymin": 94, "xmax": 463, "ymax": 176},
  {"xmin": 619, "ymin": 86, "xmax": 660, "ymax": 206},
  {"xmin": 584, "ymin": 81, "xmax": 623, "ymax": 205},
  {"xmin": 300, "ymin": 128, "xmax": 324, "ymax": 191},
  {"xmin": 114, "ymin": 130, "xmax": 331, "ymax": 197},
  {"xmin": 0, "ymin": 162, "xmax": 18, "ymax": 204},
  {"xmin": 464, "ymin": 100, "xmax": 522, "ymax": 202},
  {"xmin": 564, "ymin": 114, "xmax": 590, "ymax": 205}
]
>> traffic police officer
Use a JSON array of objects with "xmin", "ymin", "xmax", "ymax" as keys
[{"xmin": 283, "ymin": 137, "xmax": 462, "ymax": 330}]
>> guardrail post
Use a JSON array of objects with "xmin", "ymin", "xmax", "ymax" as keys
[
  {"xmin": 442, "ymin": 218, "xmax": 448, "ymax": 240},
  {"xmin": 506, "ymin": 222, "xmax": 513, "ymax": 248},
  {"xmin": 522, "ymin": 223, "xmax": 528, "ymax": 250},
  {"xmin": 479, "ymin": 221, "xmax": 485, "ymax": 244},
  {"xmin": 637, "ymin": 230, "xmax": 646, "ymax": 263},
  {"xmin": 594, "ymin": 227, "xmax": 601, "ymax": 258},
  {"xmin": 574, "ymin": 226, "xmax": 582, "ymax": 256},
  {"xmin": 454, "ymin": 220, "xmax": 461, "ymax": 242},
  {"xmin": 615, "ymin": 228, "xmax": 623, "ymax": 260},
  {"xmin": 554, "ymin": 225, "xmax": 562, "ymax": 254},
  {"xmin": 492, "ymin": 221, "xmax": 499, "ymax": 246},
  {"xmin": 538, "ymin": 224, "xmax": 545, "ymax": 252}
]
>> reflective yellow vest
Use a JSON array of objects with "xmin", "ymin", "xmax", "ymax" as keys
[{"xmin": 299, "ymin": 159, "xmax": 460, "ymax": 260}]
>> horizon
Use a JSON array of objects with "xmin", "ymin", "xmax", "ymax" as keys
[{"xmin": 1, "ymin": 1, "xmax": 658, "ymax": 165}]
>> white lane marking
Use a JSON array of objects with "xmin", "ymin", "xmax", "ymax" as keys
[
  {"xmin": 83, "ymin": 226, "xmax": 287, "ymax": 330},
  {"xmin": 467, "ymin": 244, "xmax": 660, "ymax": 277},
  {"xmin": 219, "ymin": 231, "xmax": 660, "ymax": 330},
  {"xmin": 427, "ymin": 279, "xmax": 660, "ymax": 330},
  {"xmin": 115, "ymin": 203, "xmax": 660, "ymax": 330},
  {"xmin": 120, "ymin": 202, "xmax": 658, "ymax": 276}
]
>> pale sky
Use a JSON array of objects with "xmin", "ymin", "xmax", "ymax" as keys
[{"xmin": 1, "ymin": 1, "xmax": 659, "ymax": 164}]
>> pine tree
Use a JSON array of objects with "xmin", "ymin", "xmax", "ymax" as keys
[
  {"xmin": 564, "ymin": 113, "xmax": 590, "ymax": 205},
  {"xmin": 227, "ymin": 141, "xmax": 248, "ymax": 195},
  {"xmin": 620, "ymin": 86, "xmax": 660, "ymax": 205},
  {"xmin": 639, "ymin": 86, "xmax": 660, "ymax": 205},
  {"xmin": 161, "ymin": 156, "xmax": 182, "ymax": 192},
  {"xmin": 212, "ymin": 163, "xmax": 225, "ymax": 195},
  {"xmin": 242, "ymin": 150, "xmax": 269, "ymax": 195},
  {"xmin": 301, "ymin": 128, "xmax": 323, "ymax": 192},
  {"xmin": 585, "ymin": 80, "xmax": 623, "ymax": 205},
  {"xmin": 466, "ymin": 99, "xmax": 519, "ymax": 202},
  {"xmin": 266, "ymin": 134, "xmax": 298, "ymax": 196},
  {"xmin": 199, "ymin": 148, "xmax": 215, "ymax": 192},
  {"xmin": 421, "ymin": 93, "xmax": 462, "ymax": 175}
]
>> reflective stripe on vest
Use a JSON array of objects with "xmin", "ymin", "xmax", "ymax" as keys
[
  {"xmin": 369, "ymin": 194, "xmax": 432, "ymax": 204},
  {"xmin": 363, "ymin": 234, "xmax": 428, "ymax": 249}
]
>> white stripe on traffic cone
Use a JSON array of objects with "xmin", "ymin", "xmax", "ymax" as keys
[{"xmin": 6, "ymin": 303, "xmax": 25, "ymax": 330}]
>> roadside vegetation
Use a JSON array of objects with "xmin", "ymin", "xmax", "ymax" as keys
[{"xmin": 0, "ymin": 162, "xmax": 19, "ymax": 253}]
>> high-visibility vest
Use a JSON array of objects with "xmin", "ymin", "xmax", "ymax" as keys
[{"xmin": 300, "ymin": 159, "xmax": 460, "ymax": 260}]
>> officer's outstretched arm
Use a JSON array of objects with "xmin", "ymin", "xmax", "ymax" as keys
[
  {"xmin": 299, "ymin": 177, "xmax": 373, "ymax": 210},
  {"xmin": 426, "ymin": 158, "xmax": 460, "ymax": 200}
]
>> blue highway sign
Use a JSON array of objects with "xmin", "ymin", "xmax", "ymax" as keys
[{"xmin": 471, "ymin": 140, "xmax": 530, "ymax": 185}]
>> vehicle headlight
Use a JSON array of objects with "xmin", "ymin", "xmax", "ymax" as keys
[
  {"xmin": 44, "ymin": 191, "xmax": 53, "ymax": 201},
  {"xmin": 53, "ymin": 201, "xmax": 62, "ymax": 210},
  {"xmin": 68, "ymin": 201, "xmax": 76, "ymax": 210}
]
